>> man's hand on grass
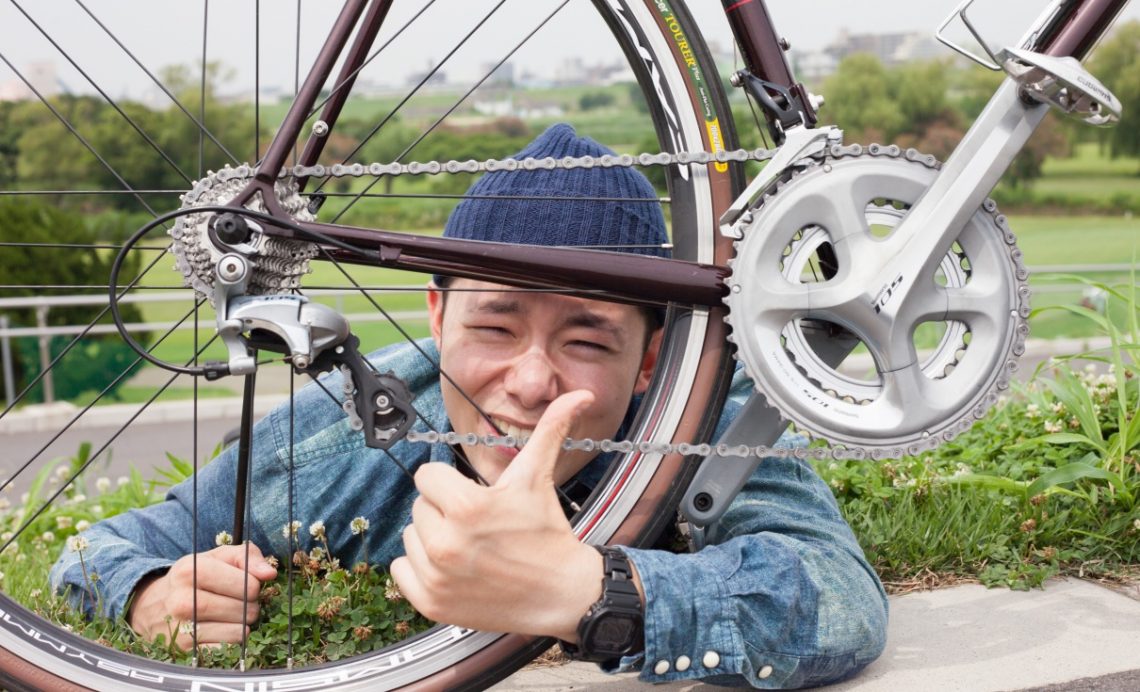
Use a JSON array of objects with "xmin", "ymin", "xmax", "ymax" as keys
[{"xmin": 127, "ymin": 542, "xmax": 277, "ymax": 649}]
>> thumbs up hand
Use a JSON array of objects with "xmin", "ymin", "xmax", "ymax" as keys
[{"xmin": 390, "ymin": 391, "xmax": 604, "ymax": 642}]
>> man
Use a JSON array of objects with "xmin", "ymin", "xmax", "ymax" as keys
[{"xmin": 53, "ymin": 124, "xmax": 887, "ymax": 687}]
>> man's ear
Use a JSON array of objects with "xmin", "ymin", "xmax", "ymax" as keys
[
  {"xmin": 426, "ymin": 282, "xmax": 444, "ymax": 347},
  {"xmin": 633, "ymin": 328, "xmax": 662, "ymax": 395}
]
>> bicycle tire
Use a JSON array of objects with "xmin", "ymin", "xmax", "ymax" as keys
[{"xmin": 0, "ymin": 0, "xmax": 742, "ymax": 689}]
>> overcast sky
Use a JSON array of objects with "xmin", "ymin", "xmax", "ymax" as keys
[{"xmin": 2, "ymin": 0, "xmax": 1138, "ymax": 100}]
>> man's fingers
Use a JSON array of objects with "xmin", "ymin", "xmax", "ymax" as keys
[
  {"xmin": 185, "ymin": 557, "xmax": 271, "ymax": 603},
  {"xmin": 498, "ymin": 390, "xmax": 594, "ymax": 486},
  {"xmin": 174, "ymin": 622, "xmax": 251, "ymax": 650},
  {"xmin": 210, "ymin": 543, "xmax": 277, "ymax": 581},
  {"xmin": 414, "ymin": 462, "xmax": 478, "ymax": 512},
  {"xmin": 174, "ymin": 589, "xmax": 261, "ymax": 625}
]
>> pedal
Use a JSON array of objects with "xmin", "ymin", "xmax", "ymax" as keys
[
  {"xmin": 999, "ymin": 48, "xmax": 1121, "ymax": 126},
  {"xmin": 301, "ymin": 334, "xmax": 416, "ymax": 450}
]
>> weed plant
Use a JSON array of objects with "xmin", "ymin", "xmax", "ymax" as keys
[{"xmin": 817, "ymin": 277, "xmax": 1139, "ymax": 589}]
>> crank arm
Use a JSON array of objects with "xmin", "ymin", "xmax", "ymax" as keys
[{"xmin": 681, "ymin": 321, "xmax": 860, "ymax": 545}]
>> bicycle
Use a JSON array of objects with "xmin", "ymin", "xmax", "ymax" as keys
[{"xmin": 0, "ymin": 0, "xmax": 1128, "ymax": 689}]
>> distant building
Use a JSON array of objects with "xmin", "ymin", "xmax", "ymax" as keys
[
  {"xmin": 0, "ymin": 60, "xmax": 60, "ymax": 101},
  {"xmin": 829, "ymin": 30, "xmax": 911, "ymax": 65},
  {"xmin": 791, "ymin": 30, "xmax": 952, "ymax": 83}
]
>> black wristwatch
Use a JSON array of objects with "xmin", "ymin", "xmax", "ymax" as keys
[{"xmin": 559, "ymin": 546, "xmax": 645, "ymax": 663}]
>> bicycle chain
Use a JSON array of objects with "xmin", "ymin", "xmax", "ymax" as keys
[{"xmin": 175, "ymin": 142, "xmax": 1024, "ymax": 462}]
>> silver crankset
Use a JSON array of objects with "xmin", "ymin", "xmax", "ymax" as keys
[{"xmin": 724, "ymin": 144, "xmax": 1030, "ymax": 454}]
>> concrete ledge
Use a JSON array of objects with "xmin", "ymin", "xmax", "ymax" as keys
[{"xmin": 493, "ymin": 579, "xmax": 1140, "ymax": 691}]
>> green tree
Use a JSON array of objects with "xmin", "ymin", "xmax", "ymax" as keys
[
  {"xmin": 0, "ymin": 199, "xmax": 147, "ymax": 404},
  {"xmin": 820, "ymin": 54, "xmax": 906, "ymax": 142},
  {"xmin": 1086, "ymin": 20, "xmax": 1140, "ymax": 164},
  {"xmin": 578, "ymin": 90, "xmax": 615, "ymax": 111}
]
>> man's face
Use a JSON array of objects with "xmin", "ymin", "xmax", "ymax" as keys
[{"xmin": 427, "ymin": 279, "xmax": 660, "ymax": 486}]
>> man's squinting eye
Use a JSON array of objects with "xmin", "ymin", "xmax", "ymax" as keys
[{"xmin": 569, "ymin": 338, "xmax": 613, "ymax": 353}]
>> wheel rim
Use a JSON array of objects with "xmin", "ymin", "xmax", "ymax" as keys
[{"xmin": 0, "ymin": 0, "xmax": 737, "ymax": 689}]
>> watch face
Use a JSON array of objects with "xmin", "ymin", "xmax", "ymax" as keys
[{"xmin": 594, "ymin": 616, "xmax": 635, "ymax": 649}]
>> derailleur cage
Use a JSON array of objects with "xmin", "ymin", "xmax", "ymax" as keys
[{"xmin": 299, "ymin": 334, "xmax": 416, "ymax": 450}]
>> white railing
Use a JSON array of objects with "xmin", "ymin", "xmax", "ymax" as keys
[{"xmin": 1, "ymin": 265, "xmax": 1134, "ymax": 404}]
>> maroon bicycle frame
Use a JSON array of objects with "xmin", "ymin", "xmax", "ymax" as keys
[{"xmin": 231, "ymin": 0, "xmax": 1130, "ymax": 310}]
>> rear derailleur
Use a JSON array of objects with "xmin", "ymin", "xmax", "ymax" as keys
[{"xmin": 209, "ymin": 249, "xmax": 414, "ymax": 450}]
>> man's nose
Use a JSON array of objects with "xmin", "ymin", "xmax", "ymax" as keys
[{"xmin": 504, "ymin": 350, "xmax": 559, "ymax": 409}]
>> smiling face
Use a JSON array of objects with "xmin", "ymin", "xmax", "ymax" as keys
[{"xmin": 427, "ymin": 279, "xmax": 660, "ymax": 486}]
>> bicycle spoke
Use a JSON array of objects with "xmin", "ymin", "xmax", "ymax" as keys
[
  {"xmin": 328, "ymin": 0, "xmax": 570, "ymax": 222},
  {"xmin": 0, "ymin": 53, "xmax": 162, "ymax": 217},
  {"xmin": 8, "ymin": 0, "xmax": 192, "ymax": 185},
  {"xmin": 0, "ymin": 247, "xmax": 175, "ymax": 422},
  {"xmin": 72, "ymin": 0, "xmax": 240, "ymax": 165},
  {"xmin": 0, "ymin": 300, "xmax": 207, "ymax": 492},
  {"xmin": 306, "ymin": 1, "xmax": 440, "ymax": 124},
  {"xmin": 0, "ymin": 332, "xmax": 219, "ymax": 551},
  {"xmin": 313, "ymin": 0, "xmax": 507, "ymax": 198}
]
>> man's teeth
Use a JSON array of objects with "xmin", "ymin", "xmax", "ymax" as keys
[{"xmin": 492, "ymin": 419, "xmax": 533, "ymax": 440}]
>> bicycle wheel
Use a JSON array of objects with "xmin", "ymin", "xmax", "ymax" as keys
[{"xmin": 0, "ymin": 0, "xmax": 741, "ymax": 689}]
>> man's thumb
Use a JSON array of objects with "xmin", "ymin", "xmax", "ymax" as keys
[{"xmin": 499, "ymin": 390, "xmax": 593, "ymax": 486}]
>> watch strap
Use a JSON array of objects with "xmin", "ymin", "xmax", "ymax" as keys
[{"xmin": 559, "ymin": 546, "xmax": 645, "ymax": 663}]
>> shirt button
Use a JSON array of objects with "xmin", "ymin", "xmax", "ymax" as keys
[
  {"xmin": 758, "ymin": 664, "xmax": 774, "ymax": 679},
  {"xmin": 675, "ymin": 655, "xmax": 691, "ymax": 672},
  {"xmin": 702, "ymin": 650, "xmax": 720, "ymax": 668},
  {"xmin": 654, "ymin": 660, "xmax": 670, "ymax": 675}
]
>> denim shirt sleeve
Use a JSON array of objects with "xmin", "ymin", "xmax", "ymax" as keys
[
  {"xmin": 49, "ymin": 339, "xmax": 445, "ymax": 622},
  {"xmin": 616, "ymin": 366, "xmax": 888, "ymax": 688}
]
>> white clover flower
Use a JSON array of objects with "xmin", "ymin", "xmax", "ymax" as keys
[
  {"xmin": 76, "ymin": 520, "xmax": 91, "ymax": 533},
  {"xmin": 178, "ymin": 621, "xmax": 195, "ymax": 635},
  {"xmin": 282, "ymin": 520, "xmax": 301, "ymax": 540},
  {"xmin": 0, "ymin": 571, "xmax": 5, "ymax": 582},
  {"xmin": 215, "ymin": 531, "xmax": 233, "ymax": 546},
  {"xmin": 40, "ymin": 531, "xmax": 56, "ymax": 543},
  {"xmin": 1084, "ymin": 363, "xmax": 1097, "ymax": 373},
  {"xmin": 0, "ymin": 498, "xmax": 9, "ymax": 511},
  {"xmin": 67, "ymin": 535, "xmax": 89, "ymax": 552},
  {"xmin": 1044, "ymin": 420, "xmax": 1063, "ymax": 434},
  {"xmin": 116, "ymin": 476, "xmax": 129, "ymax": 487},
  {"xmin": 91, "ymin": 505, "xmax": 103, "ymax": 516},
  {"xmin": 56, "ymin": 516, "xmax": 73, "ymax": 530},
  {"xmin": 953, "ymin": 463, "xmax": 971, "ymax": 477},
  {"xmin": 309, "ymin": 520, "xmax": 326, "ymax": 540},
  {"xmin": 95, "ymin": 477, "xmax": 111, "ymax": 494},
  {"xmin": 54, "ymin": 466, "xmax": 70, "ymax": 481},
  {"xmin": 1134, "ymin": 518, "xmax": 1140, "ymax": 532},
  {"xmin": 350, "ymin": 517, "xmax": 370, "ymax": 536},
  {"xmin": 28, "ymin": 589, "xmax": 42, "ymax": 599},
  {"xmin": 1025, "ymin": 404, "xmax": 1041, "ymax": 419},
  {"xmin": 70, "ymin": 494, "xmax": 86, "ymax": 504},
  {"xmin": 1050, "ymin": 401, "xmax": 1064, "ymax": 414},
  {"xmin": 309, "ymin": 546, "xmax": 325, "ymax": 561},
  {"xmin": 384, "ymin": 577, "xmax": 402, "ymax": 602},
  {"xmin": 1, "ymin": 542, "xmax": 18, "ymax": 556},
  {"xmin": 20, "ymin": 492, "xmax": 29, "ymax": 505}
]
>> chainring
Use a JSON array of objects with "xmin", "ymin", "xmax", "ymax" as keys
[{"xmin": 725, "ymin": 147, "xmax": 1030, "ymax": 454}]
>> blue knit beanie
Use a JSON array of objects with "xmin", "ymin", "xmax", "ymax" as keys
[{"xmin": 433, "ymin": 123, "xmax": 668, "ymax": 287}]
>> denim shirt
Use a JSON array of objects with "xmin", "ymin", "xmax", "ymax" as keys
[{"xmin": 51, "ymin": 339, "xmax": 887, "ymax": 688}]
